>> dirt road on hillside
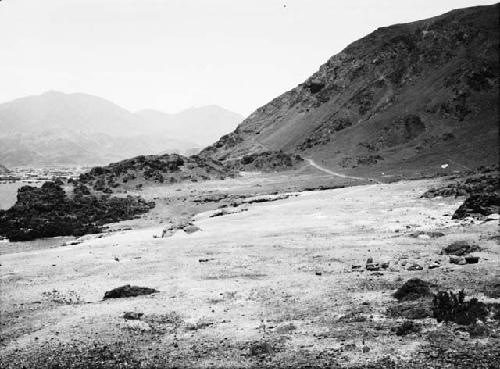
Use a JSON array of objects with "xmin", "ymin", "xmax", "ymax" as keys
[{"xmin": 305, "ymin": 158, "xmax": 381, "ymax": 184}]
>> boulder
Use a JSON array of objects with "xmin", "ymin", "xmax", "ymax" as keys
[
  {"xmin": 366, "ymin": 263, "xmax": 380, "ymax": 271},
  {"xmin": 407, "ymin": 263, "xmax": 423, "ymax": 271},
  {"xmin": 183, "ymin": 225, "xmax": 201, "ymax": 234},
  {"xmin": 103, "ymin": 285, "xmax": 158, "ymax": 299},
  {"xmin": 465, "ymin": 255, "xmax": 480, "ymax": 264},
  {"xmin": 123, "ymin": 312, "xmax": 144, "ymax": 320},
  {"xmin": 442, "ymin": 241, "xmax": 479, "ymax": 256},
  {"xmin": 449, "ymin": 255, "xmax": 466, "ymax": 265}
]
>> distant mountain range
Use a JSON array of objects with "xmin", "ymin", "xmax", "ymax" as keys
[
  {"xmin": 0, "ymin": 91, "xmax": 243, "ymax": 167},
  {"xmin": 202, "ymin": 4, "xmax": 499, "ymax": 176}
]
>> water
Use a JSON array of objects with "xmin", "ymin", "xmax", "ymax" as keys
[
  {"xmin": 0, "ymin": 181, "xmax": 74, "ymax": 254},
  {"xmin": 0, "ymin": 236, "xmax": 74, "ymax": 255},
  {"xmin": 0, "ymin": 181, "xmax": 42, "ymax": 210}
]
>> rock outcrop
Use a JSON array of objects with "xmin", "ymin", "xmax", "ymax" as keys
[
  {"xmin": 422, "ymin": 168, "xmax": 499, "ymax": 219},
  {"xmin": 0, "ymin": 181, "xmax": 154, "ymax": 241},
  {"xmin": 77, "ymin": 153, "xmax": 233, "ymax": 191}
]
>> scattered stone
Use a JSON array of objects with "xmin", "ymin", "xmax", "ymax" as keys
[
  {"xmin": 442, "ymin": 241, "xmax": 480, "ymax": 256},
  {"xmin": 407, "ymin": 263, "xmax": 423, "ymax": 271},
  {"xmin": 162, "ymin": 229, "xmax": 174, "ymax": 238},
  {"xmin": 381, "ymin": 262, "xmax": 390, "ymax": 269},
  {"xmin": 121, "ymin": 320, "xmax": 151, "ymax": 331},
  {"xmin": 449, "ymin": 255, "xmax": 466, "ymax": 265},
  {"xmin": 198, "ymin": 258, "xmax": 213, "ymax": 263},
  {"xmin": 362, "ymin": 346, "xmax": 371, "ymax": 353},
  {"xmin": 315, "ymin": 272, "xmax": 322, "ymax": 276},
  {"xmin": 366, "ymin": 263, "xmax": 380, "ymax": 271},
  {"xmin": 123, "ymin": 312, "xmax": 144, "ymax": 320},
  {"xmin": 409, "ymin": 231, "xmax": 445, "ymax": 239},
  {"xmin": 428, "ymin": 262, "xmax": 441, "ymax": 269},
  {"xmin": 183, "ymin": 225, "xmax": 200, "ymax": 234},
  {"xmin": 249, "ymin": 341, "xmax": 274, "ymax": 356},
  {"xmin": 465, "ymin": 255, "xmax": 480, "ymax": 264},
  {"xmin": 275, "ymin": 323, "xmax": 296, "ymax": 334},
  {"xmin": 394, "ymin": 320, "xmax": 421, "ymax": 336},
  {"xmin": 351, "ymin": 265, "xmax": 362, "ymax": 270},
  {"xmin": 103, "ymin": 285, "xmax": 158, "ymax": 299},
  {"xmin": 342, "ymin": 343, "xmax": 356, "ymax": 352}
]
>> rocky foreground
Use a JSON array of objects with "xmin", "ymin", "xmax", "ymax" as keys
[{"xmin": 0, "ymin": 172, "xmax": 498, "ymax": 368}]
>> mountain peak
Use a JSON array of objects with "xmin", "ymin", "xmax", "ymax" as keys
[{"xmin": 0, "ymin": 92, "xmax": 243, "ymax": 166}]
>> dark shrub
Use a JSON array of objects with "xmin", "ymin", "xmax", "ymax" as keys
[
  {"xmin": 394, "ymin": 320, "xmax": 421, "ymax": 336},
  {"xmin": 394, "ymin": 278, "xmax": 432, "ymax": 301},
  {"xmin": 432, "ymin": 290, "xmax": 489, "ymax": 325}
]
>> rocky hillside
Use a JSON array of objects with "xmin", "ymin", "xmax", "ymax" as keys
[
  {"xmin": 75, "ymin": 150, "xmax": 305, "ymax": 193},
  {"xmin": 202, "ymin": 4, "xmax": 499, "ymax": 177},
  {"xmin": 77, "ymin": 153, "xmax": 232, "ymax": 193},
  {"xmin": 0, "ymin": 92, "xmax": 241, "ymax": 166}
]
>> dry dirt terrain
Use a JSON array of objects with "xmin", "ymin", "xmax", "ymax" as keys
[{"xmin": 0, "ymin": 171, "xmax": 499, "ymax": 368}]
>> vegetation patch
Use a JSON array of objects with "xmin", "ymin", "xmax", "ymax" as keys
[
  {"xmin": 393, "ymin": 320, "xmax": 421, "ymax": 336},
  {"xmin": 393, "ymin": 278, "xmax": 432, "ymax": 301},
  {"xmin": 0, "ymin": 181, "xmax": 153, "ymax": 241},
  {"xmin": 79, "ymin": 153, "xmax": 231, "ymax": 190},
  {"xmin": 432, "ymin": 290, "xmax": 489, "ymax": 325},
  {"xmin": 386, "ymin": 299, "xmax": 433, "ymax": 320},
  {"xmin": 227, "ymin": 151, "xmax": 303, "ymax": 172}
]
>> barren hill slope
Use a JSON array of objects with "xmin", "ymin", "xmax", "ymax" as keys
[{"xmin": 202, "ymin": 4, "xmax": 499, "ymax": 177}]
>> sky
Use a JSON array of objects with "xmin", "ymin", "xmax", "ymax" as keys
[{"xmin": 0, "ymin": 0, "xmax": 497, "ymax": 116}]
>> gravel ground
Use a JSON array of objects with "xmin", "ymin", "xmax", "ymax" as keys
[{"xmin": 1, "ymin": 176, "xmax": 499, "ymax": 368}]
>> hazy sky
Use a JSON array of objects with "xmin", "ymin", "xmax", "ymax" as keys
[{"xmin": 1, "ymin": 0, "xmax": 497, "ymax": 115}]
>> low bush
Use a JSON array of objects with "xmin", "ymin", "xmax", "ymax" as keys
[
  {"xmin": 394, "ymin": 278, "xmax": 432, "ymax": 301},
  {"xmin": 432, "ymin": 290, "xmax": 488, "ymax": 325},
  {"xmin": 394, "ymin": 320, "xmax": 421, "ymax": 336}
]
